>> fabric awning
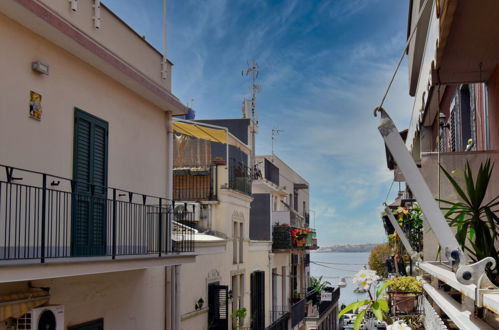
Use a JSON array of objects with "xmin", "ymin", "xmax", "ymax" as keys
[
  {"xmin": 173, "ymin": 121, "xmax": 232, "ymax": 145},
  {"xmin": 0, "ymin": 289, "xmax": 50, "ymax": 321}
]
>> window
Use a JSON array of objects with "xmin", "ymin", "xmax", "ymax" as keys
[
  {"xmin": 250, "ymin": 271, "xmax": 265, "ymax": 330},
  {"xmin": 231, "ymin": 274, "xmax": 244, "ymax": 328},
  {"xmin": 233, "ymin": 222, "xmax": 238, "ymax": 264},
  {"xmin": 72, "ymin": 108, "xmax": 108, "ymax": 257},
  {"xmin": 449, "ymin": 85, "xmax": 477, "ymax": 152},
  {"xmin": 208, "ymin": 283, "xmax": 229, "ymax": 330},
  {"xmin": 239, "ymin": 223, "xmax": 244, "ymax": 263}
]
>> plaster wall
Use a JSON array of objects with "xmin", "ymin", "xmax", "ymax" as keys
[
  {"xmin": 420, "ymin": 151, "xmax": 499, "ymax": 261},
  {"xmin": 32, "ymin": 0, "xmax": 171, "ymax": 89},
  {"xmin": 0, "ymin": 269, "xmax": 166, "ymax": 330},
  {"xmin": 0, "ymin": 12, "xmax": 169, "ymax": 197}
]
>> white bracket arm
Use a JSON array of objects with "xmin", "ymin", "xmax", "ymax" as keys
[
  {"xmin": 384, "ymin": 206, "xmax": 420, "ymax": 262},
  {"xmin": 374, "ymin": 107, "xmax": 473, "ymax": 281}
]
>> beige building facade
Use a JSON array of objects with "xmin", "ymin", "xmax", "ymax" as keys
[{"xmin": 0, "ymin": 1, "xmax": 194, "ymax": 329}]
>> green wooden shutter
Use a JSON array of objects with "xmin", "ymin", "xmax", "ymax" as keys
[{"xmin": 72, "ymin": 108, "xmax": 108, "ymax": 256}]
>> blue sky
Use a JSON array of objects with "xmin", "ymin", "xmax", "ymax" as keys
[{"xmin": 104, "ymin": 0, "xmax": 413, "ymax": 246}]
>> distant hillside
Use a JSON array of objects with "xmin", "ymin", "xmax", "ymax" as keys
[{"xmin": 317, "ymin": 243, "xmax": 378, "ymax": 253}]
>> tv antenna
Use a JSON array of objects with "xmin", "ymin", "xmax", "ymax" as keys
[
  {"xmin": 242, "ymin": 61, "xmax": 260, "ymax": 125},
  {"xmin": 242, "ymin": 61, "xmax": 261, "ymax": 169},
  {"xmin": 272, "ymin": 128, "xmax": 284, "ymax": 156}
]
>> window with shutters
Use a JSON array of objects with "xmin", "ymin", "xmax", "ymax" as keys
[
  {"xmin": 72, "ymin": 108, "xmax": 108, "ymax": 257},
  {"xmin": 449, "ymin": 85, "xmax": 477, "ymax": 152},
  {"xmin": 208, "ymin": 283, "xmax": 229, "ymax": 330}
]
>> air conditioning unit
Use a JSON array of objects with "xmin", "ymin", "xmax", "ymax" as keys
[
  {"xmin": 174, "ymin": 202, "xmax": 201, "ymax": 221},
  {"xmin": 17, "ymin": 305, "xmax": 64, "ymax": 330}
]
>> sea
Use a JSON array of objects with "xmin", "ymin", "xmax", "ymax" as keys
[{"xmin": 310, "ymin": 251, "xmax": 370, "ymax": 307}]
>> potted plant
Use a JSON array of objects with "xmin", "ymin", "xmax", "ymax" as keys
[
  {"xmin": 290, "ymin": 290, "xmax": 301, "ymax": 303},
  {"xmin": 388, "ymin": 276, "xmax": 422, "ymax": 313},
  {"xmin": 230, "ymin": 307, "xmax": 246, "ymax": 330},
  {"xmin": 292, "ymin": 227, "xmax": 310, "ymax": 247},
  {"xmin": 309, "ymin": 276, "xmax": 331, "ymax": 304},
  {"xmin": 212, "ymin": 157, "xmax": 226, "ymax": 166}
]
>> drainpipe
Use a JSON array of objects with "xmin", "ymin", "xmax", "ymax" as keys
[
  {"xmin": 165, "ymin": 112, "xmax": 174, "ymax": 330},
  {"xmin": 174, "ymin": 265, "xmax": 181, "ymax": 330}
]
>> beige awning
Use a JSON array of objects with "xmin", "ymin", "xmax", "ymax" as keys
[
  {"xmin": 0, "ymin": 289, "xmax": 50, "ymax": 321},
  {"xmin": 173, "ymin": 120, "xmax": 250, "ymax": 153}
]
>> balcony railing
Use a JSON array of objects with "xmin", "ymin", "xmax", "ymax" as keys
[
  {"xmin": 173, "ymin": 165, "xmax": 217, "ymax": 201},
  {"xmin": 272, "ymin": 225, "xmax": 317, "ymax": 251},
  {"xmin": 228, "ymin": 161, "xmax": 252, "ymax": 196},
  {"xmin": 267, "ymin": 309, "xmax": 288, "ymax": 330},
  {"xmin": 291, "ymin": 298, "xmax": 306, "ymax": 328},
  {"xmin": 0, "ymin": 165, "xmax": 194, "ymax": 263}
]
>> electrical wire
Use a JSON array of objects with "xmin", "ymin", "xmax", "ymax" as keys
[
  {"xmin": 384, "ymin": 179, "xmax": 395, "ymax": 204},
  {"xmin": 310, "ymin": 261, "xmax": 361, "ymax": 273},
  {"xmin": 310, "ymin": 261, "xmax": 367, "ymax": 266},
  {"xmin": 376, "ymin": 0, "xmax": 430, "ymax": 110}
]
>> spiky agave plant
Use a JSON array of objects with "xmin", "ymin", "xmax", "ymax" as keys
[{"xmin": 439, "ymin": 159, "xmax": 499, "ymax": 285}]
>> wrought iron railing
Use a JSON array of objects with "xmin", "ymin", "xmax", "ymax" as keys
[
  {"xmin": 272, "ymin": 225, "xmax": 317, "ymax": 250},
  {"xmin": 267, "ymin": 309, "xmax": 288, "ymax": 330},
  {"xmin": 173, "ymin": 165, "xmax": 217, "ymax": 201},
  {"xmin": 291, "ymin": 298, "xmax": 306, "ymax": 328},
  {"xmin": 0, "ymin": 164, "xmax": 194, "ymax": 263},
  {"xmin": 317, "ymin": 287, "xmax": 340, "ymax": 316}
]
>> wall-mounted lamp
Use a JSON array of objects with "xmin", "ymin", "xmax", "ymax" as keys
[
  {"xmin": 32, "ymin": 61, "xmax": 49, "ymax": 75},
  {"xmin": 195, "ymin": 298, "xmax": 204, "ymax": 310},
  {"xmin": 228, "ymin": 290, "xmax": 233, "ymax": 300},
  {"xmin": 69, "ymin": 0, "xmax": 78, "ymax": 12}
]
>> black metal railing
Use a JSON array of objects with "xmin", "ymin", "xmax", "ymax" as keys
[
  {"xmin": 291, "ymin": 298, "xmax": 306, "ymax": 328},
  {"xmin": 0, "ymin": 165, "xmax": 195, "ymax": 263},
  {"xmin": 173, "ymin": 165, "xmax": 217, "ymax": 201},
  {"xmin": 317, "ymin": 287, "xmax": 340, "ymax": 316},
  {"xmin": 272, "ymin": 225, "xmax": 317, "ymax": 250},
  {"xmin": 228, "ymin": 160, "xmax": 252, "ymax": 196},
  {"xmin": 272, "ymin": 225, "xmax": 293, "ymax": 250},
  {"xmin": 267, "ymin": 309, "xmax": 288, "ymax": 330}
]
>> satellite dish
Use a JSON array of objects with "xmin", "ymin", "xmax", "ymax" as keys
[{"xmin": 38, "ymin": 309, "xmax": 57, "ymax": 330}]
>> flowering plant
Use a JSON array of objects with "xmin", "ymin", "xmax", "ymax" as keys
[
  {"xmin": 338, "ymin": 269, "xmax": 390, "ymax": 330},
  {"xmin": 388, "ymin": 276, "xmax": 422, "ymax": 293},
  {"xmin": 387, "ymin": 320, "xmax": 411, "ymax": 330},
  {"xmin": 291, "ymin": 227, "xmax": 310, "ymax": 239}
]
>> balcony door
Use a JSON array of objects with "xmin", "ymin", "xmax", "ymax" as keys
[{"xmin": 72, "ymin": 109, "xmax": 108, "ymax": 256}]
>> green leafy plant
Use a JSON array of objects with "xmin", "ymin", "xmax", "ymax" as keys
[
  {"xmin": 230, "ymin": 307, "xmax": 247, "ymax": 330},
  {"xmin": 439, "ymin": 159, "xmax": 499, "ymax": 285},
  {"xmin": 388, "ymin": 276, "xmax": 422, "ymax": 293},
  {"xmin": 309, "ymin": 275, "xmax": 331, "ymax": 294},
  {"xmin": 339, "ymin": 270, "xmax": 390, "ymax": 330}
]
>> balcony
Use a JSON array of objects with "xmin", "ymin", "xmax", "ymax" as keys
[
  {"xmin": 228, "ymin": 161, "xmax": 252, "ymax": 196},
  {"xmin": 272, "ymin": 225, "xmax": 317, "ymax": 252},
  {"xmin": 0, "ymin": 165, "xmax": 194, "ymax": 265},
  {"xmin": 267, "ymin": 308, "xmax": 289, "ymax": 330},
  {"xmin": 291, "ymin": 298, "xmax": 306, "ymax": 328},
  {"xmin": 173, "ymin": 165, "xmax": 217, "ymax": 201}
]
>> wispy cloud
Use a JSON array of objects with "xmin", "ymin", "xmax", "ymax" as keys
[{"xmin": 104, "ymin": 0, "xmax": 412, "ymax": 246}]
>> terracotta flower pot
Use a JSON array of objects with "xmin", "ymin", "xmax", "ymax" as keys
[
  {"xmin": 392, "ymin": 292, "xmax": 416, "ymax": 313},
  {"xmin": 295, "ymin": 237, "xmax": 306, "ymax": 247}
]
